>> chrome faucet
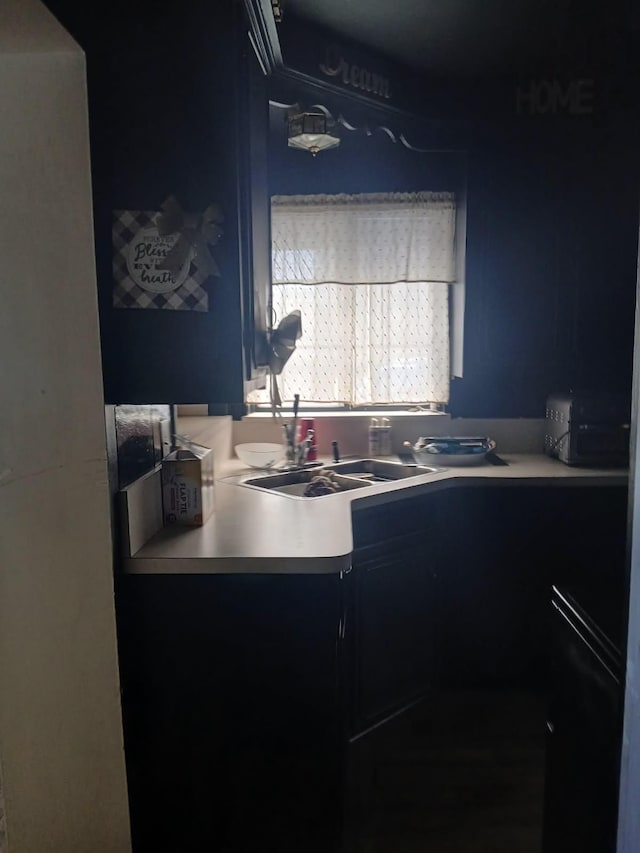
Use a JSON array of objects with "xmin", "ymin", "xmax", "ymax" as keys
[
  {"xmin": 282, "ymin": 423, "xmax": 315, "ymax": 469},
  {"xmin": 283, "ymin": 423, "xmax": 296, "ymax": 465}
]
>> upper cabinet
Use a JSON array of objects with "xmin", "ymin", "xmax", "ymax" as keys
[
  {"xmin": 45, "ymin": 0, "xmax": 271, "ymax": 416},
  {"xmin": 239, "ymin": 39, "xmax": 272, "ymax": 379}
]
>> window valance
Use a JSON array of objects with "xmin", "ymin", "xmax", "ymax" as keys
[{"xmin": 271, "ymin": 191, "xmax": 456, "ymax": 286}]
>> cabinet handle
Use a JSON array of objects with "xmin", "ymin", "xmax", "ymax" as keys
[
  {"xmin": 339, "ymin": 611, "xmax": 347, "ymax": 640},
  {"xmin": 546, "ymin": 720, "xmax": 555, "ymax": 735}
]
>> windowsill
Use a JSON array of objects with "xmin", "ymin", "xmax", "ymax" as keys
[
  {"xmin": 174, "ymin": 405, "xmax": 448, "ymax": 419},
  {"xmin": 244, "ymin": 409, "xmax": 447, "ymax": 419}
]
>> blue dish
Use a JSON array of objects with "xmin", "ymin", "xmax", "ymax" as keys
[{"xmin": 411, "ymin": 437, "xmax": 497, "ymax": 466}]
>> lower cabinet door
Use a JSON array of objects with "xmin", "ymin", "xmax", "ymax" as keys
[{"xmin": 352, "ymin": 534, "xmax": 433, "ymax": 733}]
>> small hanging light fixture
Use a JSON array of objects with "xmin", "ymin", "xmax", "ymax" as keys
[{"xmin": 287, "ymin": 109, "xmax": 340, "ymax": 157}]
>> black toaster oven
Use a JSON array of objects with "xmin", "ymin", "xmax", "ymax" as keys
[{"xmin": 544, "ymin": 392, "xmax": 630, "ymax": 466}]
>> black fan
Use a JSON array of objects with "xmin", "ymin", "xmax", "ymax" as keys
[{"xmin": 268, "ymin": 310, "xmax": 302, "ymax": 406}]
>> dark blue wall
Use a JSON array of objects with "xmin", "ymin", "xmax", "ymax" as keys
[{"xmin": 268, "ymin": 82, "xmax": 639, "ymax": 417}]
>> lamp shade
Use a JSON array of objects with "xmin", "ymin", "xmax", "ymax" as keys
[{"xmin": 287, "ymin": 111, "xmax": 340, "ymax": 156}]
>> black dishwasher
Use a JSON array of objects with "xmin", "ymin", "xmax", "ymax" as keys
[{"xmin": 543, "ymin": 586, "xmax": 623, "ymax": 853}]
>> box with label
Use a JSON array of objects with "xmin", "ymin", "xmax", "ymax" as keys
[{"xmin": 162, "ymin": 443, "xmax": 215, "ymax": 527}]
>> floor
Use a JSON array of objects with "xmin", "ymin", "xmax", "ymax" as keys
[{"xmin": 347, "ymin": 689, "xmax": 546, "ymax": 853}]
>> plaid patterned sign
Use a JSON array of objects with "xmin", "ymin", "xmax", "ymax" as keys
[{"xmin": 113, "ymin": 209, "xmax": 209, "ymax": 311}]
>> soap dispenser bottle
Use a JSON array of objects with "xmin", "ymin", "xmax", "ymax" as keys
[
  {"xmin": 368, "ymin": 418, "xmax": 380, "ymax": 456},
  {"xmin": 380, "ymin": 417, "xmax": 392, "ymax": 456}
]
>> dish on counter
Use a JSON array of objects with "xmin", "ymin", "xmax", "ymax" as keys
[{"xmin": 406, "ymin": 436, "xmax": 497, "ymax": 466}]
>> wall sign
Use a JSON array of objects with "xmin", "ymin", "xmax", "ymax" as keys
[
  {"xmin": 319, "ymin": 43, "xmax": 392, "ymax": 101},
  {"xmin": 125, "ymin": 228, "xmax": 192, "ymax": 294},
  {"xmin": 112, "ymin": 198, "xmax": 223, "ymax": 311},
  {"xmin": 516, "ymin": 79, "xmax": 595, "ymax": 116}
]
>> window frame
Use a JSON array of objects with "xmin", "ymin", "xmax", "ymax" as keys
[{"xmin": 248, "ymin": 189, "xmax": 466, "ymax": 412}]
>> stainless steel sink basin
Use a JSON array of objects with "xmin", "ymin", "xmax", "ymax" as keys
[
  {"xmin": 241, "ymin": 459, "xmax": 440, "ymax": 498},
  {"xmin": 327, "ymin": 459, "xmax": 439, "ymax": 481},
  {"xmin": 243, "ymin": 468, "xmax": 372, "ymax": 498}
]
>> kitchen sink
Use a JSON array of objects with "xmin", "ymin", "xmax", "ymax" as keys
[
  {"xmin": 327, "ymin": 459, "xmax": 439, "ymax": 481},
  {"xmin": 243, "ymin": 468, "xmax": 373, "ymax": 497},
  {"xmin": 241, "ymin": 459, "xmax": 440, "ymax": 498}
]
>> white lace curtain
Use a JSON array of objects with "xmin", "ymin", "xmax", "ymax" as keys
[{"xmin": 253, "ymin": 191, "xmax": 456, "ymax": 406}]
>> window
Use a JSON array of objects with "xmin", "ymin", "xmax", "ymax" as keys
[{"xmin": 250, "ymin": 191, "xmax": 457, "ymax": 408}]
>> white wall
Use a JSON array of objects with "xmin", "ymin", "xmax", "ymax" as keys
[{"xmin": 0, "ymin": 2, "xmax": 131, "ymax": 850}]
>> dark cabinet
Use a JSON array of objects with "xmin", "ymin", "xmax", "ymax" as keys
[
  {"xmin": 351, "ymin": 534, "xmax": 434, "ymax": 733},
  {"xmin": 349, "ymin": 496, "xmax": 444, "ymax": 732},
  {"xmin": 345, "ymin": 500, "xmax": 440, "ymax": 851},
  {"xmin": 118, "ymin": 572, "xmax": 346, "ymax": 853},
  {"xmin": 436, "ymin": 486, "xmax": 552, "ymax": 688},
  {"xmin": 238, "ymin": 41, "xmax": 272, "ymax": 380},
  {"xmin": 46, "ymin": 0, "xmax": 270, "ymax": 413}
]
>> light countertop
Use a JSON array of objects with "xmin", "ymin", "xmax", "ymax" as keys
[{"xmin": 121, "ymin": 454, "xmax": 627, "ymax": 575}]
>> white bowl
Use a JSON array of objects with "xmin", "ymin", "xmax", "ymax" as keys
[{"xmin": 235, "ymin": 442, "xmax": 284, "ymax": 469}]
